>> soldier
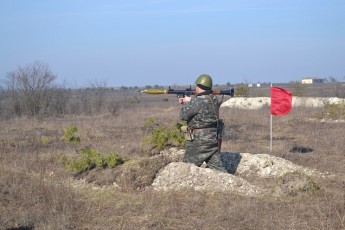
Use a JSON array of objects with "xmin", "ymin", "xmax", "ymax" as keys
[{"xmin": 179, "ymin": 74, "xmax": 226, "ymax": 172}]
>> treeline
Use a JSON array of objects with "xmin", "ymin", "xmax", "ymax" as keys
[
  {"xmin": 3, "ymin": 61, "xmax": 343, "ymax": 119},
  {"xmin": 0, "ymin": 61, "xmax": 141, "ymax": 119}
]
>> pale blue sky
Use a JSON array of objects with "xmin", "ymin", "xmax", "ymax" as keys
[{"xmin": 1, "ymin": 0, "xmax": 344, "ymax": 87}]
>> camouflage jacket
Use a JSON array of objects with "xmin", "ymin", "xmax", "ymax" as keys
[{"xmin": 180, "ymin": 92, "xmax": 220, "ymax": 129}]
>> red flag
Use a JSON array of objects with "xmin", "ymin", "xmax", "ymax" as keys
[{"xmin": 271, "ymin": 87, "xmax": 292, "ymax": 115}]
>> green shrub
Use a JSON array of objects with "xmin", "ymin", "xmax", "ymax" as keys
[
  {"xmin": 235, "ymin": 84, "xmax": 249, "ymax": 97},
  {"xmin": 143, "ymin": 117, "xmax": 156, "ymax": 127},
  {"xmin": 40, "ymin": 136, "xmax": 49, "ymax": 144},
  {"xmin": 275, "ymin": 171, "xmax": 320, "ymax": 197},
  {"xmin": 141, "ymin": 120, "xmax": 185, "ymax": 153},
  {"xmin": 59, "ymin": 147, "xmax": 125, "ymax": 174},
  {"xmin": 151, "ymin": 124, "xmax": 185, "ymax": 149},
  {"xmin": 63, "ymin": 125, "xmax": 80, "ymax": 144}
]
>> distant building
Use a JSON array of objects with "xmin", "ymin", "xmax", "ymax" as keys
[
  {"xmin": 248, "ymin": 83, "xmax": 261, "ymax": 87},
  {"xmin": 301, "ymin": 78, "xmax": 324, "ymax": 84}
]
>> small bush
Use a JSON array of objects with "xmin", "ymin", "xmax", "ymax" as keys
[
  {"xmin": 63, "ymin": 125, "xmax": 80, "ymax": 144},
  {"xmin": 40, "ymin": 136, "xmax": 49, "ymax": 144},
  {"xmin": 275, "ymin": 171, "xmax": 320, "ymax": 197},
  {"xmin": 150, "ymin": 124, "xmax": 184, "ymax": 149},
  {"xmin": 59, "ymin": 147, "xmax": 125, "ymax": 174},
  {"xmin": 235, "ymin": 84, "xmax": 249, "ymax": 97},
  {"xmin": 141, "ymin": 120, "xmax": 185, "ymax": 154}
]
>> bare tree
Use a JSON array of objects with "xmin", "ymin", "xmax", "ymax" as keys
[
  {"xmin": 5, "ymin": 61, "xmax": 57, "ymax": 116},
  {"xmin": 89, "ymin": 80, "xmax": 107, "ymax": 114}
]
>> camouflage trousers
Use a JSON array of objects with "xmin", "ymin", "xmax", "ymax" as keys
[{"xmin": 183, "ymin": 129, "xmax": 227, "ymax": 173}]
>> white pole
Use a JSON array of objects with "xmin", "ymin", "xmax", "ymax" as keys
[
  {"xmin": 270, "ymin": 84, "xmax": 272, "ymax": 152},
  {"xmin": 270, "ymin": 114, "xmax": 272, "ymax": 152}
]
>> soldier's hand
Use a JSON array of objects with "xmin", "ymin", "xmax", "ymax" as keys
[{"xmin": 179, "ymin": 96, "xmax": 191, "ymax": 104}]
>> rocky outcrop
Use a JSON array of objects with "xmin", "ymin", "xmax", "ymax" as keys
[
  {"xmin": 151, "ymin": 148, "xmax": 327, "ymax": 197},
  {"xmin": 152, "ymin": 162, "xmax": 267, "ymax": 196}
]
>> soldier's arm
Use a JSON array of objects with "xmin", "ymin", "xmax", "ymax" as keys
[{"xmin": 180, "ymin": 98, "xmax": 200, "ymax": 121}]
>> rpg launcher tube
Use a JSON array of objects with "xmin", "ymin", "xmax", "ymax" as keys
[{"xmin": 142, "ymin": 88, "xmax": 234, "ymax": 97}]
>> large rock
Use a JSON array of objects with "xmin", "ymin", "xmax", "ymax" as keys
[
  {"xmin": 235, "ymin": 152, "xmax": 319, "ymax": 178},
  {"xmin": 151, "ymin": 162, "xmax": 267, "ymax": 197}
]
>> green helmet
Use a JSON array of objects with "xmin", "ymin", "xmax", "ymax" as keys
[{"xmin": 195, "ymin": 74, "xmax": 213, "ymax": 89}]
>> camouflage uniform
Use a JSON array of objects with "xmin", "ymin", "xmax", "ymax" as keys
[{"xmin": 180, "ymin": 91, "xmax": 226, "ymax": 172}]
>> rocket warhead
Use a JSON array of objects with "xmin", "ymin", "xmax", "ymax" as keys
[{"xmin": 141, "ymin": 89, "xmax": 168, "ymax": 94}]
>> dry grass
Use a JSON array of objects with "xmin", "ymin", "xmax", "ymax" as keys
[{"xmin": 0, "ymin": 93, "xmax": 344, "ymax": 229}]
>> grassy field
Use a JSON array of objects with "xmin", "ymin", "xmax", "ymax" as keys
[{"xmin": 0, "ymin": 86, "xmax": 344, "ymax": 229}]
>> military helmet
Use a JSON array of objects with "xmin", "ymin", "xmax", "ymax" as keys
[{"xmin": 195, "ymin": 74, "xmax": 213, "ymax": 89}]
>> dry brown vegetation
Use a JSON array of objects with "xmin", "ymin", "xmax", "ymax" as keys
[{"xmin": 0, "ymin": 86, "xmax": 345, "ymax": 230}]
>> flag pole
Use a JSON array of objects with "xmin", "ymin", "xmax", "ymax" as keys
[
  {"xmin": 269, "ymin": 85, "xmax": 292, "ymax": 152},
  {"xmin": 270, "ymin": 84, "xmax": 272, "ymax": 152},
  {"xmin": 270, "ymin": 113, "xmax": 272, "ymax": 152}
]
